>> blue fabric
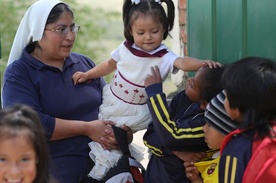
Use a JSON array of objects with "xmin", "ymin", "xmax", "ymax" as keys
[
  {"xmin": 143, "ymin": 83, "xmax": 209, "ymax": 183},
  {"xmin": 219, "ymin": 130, "xmax": 254, "ymax": 183},
  {"xmin": 2, "ymin": 45, "xmax": 106, "ymax": 183}
]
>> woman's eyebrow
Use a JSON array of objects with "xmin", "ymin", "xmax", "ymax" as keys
[{"xmin": 54, "ymin": 23, "xmax": 76, "ymax": 27}]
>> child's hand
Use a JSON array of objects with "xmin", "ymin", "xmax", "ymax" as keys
[
  {"xmin": 144, "ymin": 66, "xmax": 162, "ymax": 87},
  {"xmin": 172, "ymin": 151, "xmax": 206, "ymax": 162},
  {"xmin": 184, "ymin": 161, "xmax": 202, "ymax": 182},
  {"xmin": 72, "ymin": 71, "xmax": 89, "ymax": 85},
  {"xmin": 201, "ymin": 60, "xmax": 223, "ymax": 68}
]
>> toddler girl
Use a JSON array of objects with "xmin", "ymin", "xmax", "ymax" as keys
[{"xmin": 72, "ymin": 0, "xmax": 220, "ymax": 180}]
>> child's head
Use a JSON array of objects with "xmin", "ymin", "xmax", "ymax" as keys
[
  {"xmin": 122, "ymin": 0, "xmax": 175, "ymax": 46},
  {"xmin": 203, "ymin": 92, "xmax": 237, "ymax": 149},
  {"xmin": 0, "ymin": 105, "xmax": 49, "ymax": 183},
  {"xmin": 185, "ymin": 66, "xmax": 225, "ymax": 106},
  {"xmin": 222, "ymin": 57, "xmax": 276, "ymax": 139}
]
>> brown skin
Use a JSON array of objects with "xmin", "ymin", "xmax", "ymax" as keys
[
  {"xmin": 144, "ymin": 66, "xmax": 162, "ymax": 87},
  {"xmin": 185, "ymin": 67, "xmax": 208, "ymax": 104},
  {"xmin": 144, "ymin": 66, "xmax": 207, "ymax": 161},
  {"xmin": 183, "ymin": 161, "xmax": 203, "ymax": 183}
]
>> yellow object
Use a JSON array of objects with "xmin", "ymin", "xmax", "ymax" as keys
[{"xmin": 194, "ymin": 156, "xmax": 220, "ymax": 183}]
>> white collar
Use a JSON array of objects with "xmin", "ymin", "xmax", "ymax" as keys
[{"xmin": 212, "ymin": 151, "xmax": 220, "ymax": 159}]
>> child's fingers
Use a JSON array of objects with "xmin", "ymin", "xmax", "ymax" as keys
[
  {"xmin": 183, "ymin": 161, "xmax": 194, "ymax": 168},
  {"xmin": 202, "ymin": 60, "xmax": 223, "ymax": 68},
  {"xmin": 72, "ymin": 72, "xmax": 82, "ymax": 85}
]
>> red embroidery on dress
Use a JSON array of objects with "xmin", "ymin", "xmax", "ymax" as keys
[{"xmin": 110, "ymin": 70, "xmax": 147, "ymax": 105}]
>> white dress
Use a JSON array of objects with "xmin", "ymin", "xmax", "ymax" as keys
[{"xmin": 88, "ymin": 41, "xmax": 178, "ymax": 180}]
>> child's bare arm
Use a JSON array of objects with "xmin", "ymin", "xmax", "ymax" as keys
[
  {"xmin": 173, "ymin": 57, "xmax": 222, "ymax": 71},
  {"xmin": 72, "ymin": 58, "xmax": 117, "ymax": 85}
]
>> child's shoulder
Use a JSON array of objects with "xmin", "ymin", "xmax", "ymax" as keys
[
  {"xmin": 221, "ymin": 129, "xmax": 254, "ymax": 154},
  {"xmin": 243, "ymin": 123, "xmax": 276, "ymax": 183}
]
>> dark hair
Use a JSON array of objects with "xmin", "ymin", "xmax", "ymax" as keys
[
  {"xmin": 0, "ymin": 105, "xmax": 49, "ymax": 183},
  {"xmin": 122, "ymin": 0, "xmax": 175, "ymax": 43},
  {"xmin": 29, "ymin": 3, "xmax": 74, "ymax": 50},
  {"xmin": 221, "ymin": 57, "xmax": 276, "ymax": 139},
  {"xmin": 198, "ymin": 66, "xmax": 225, "ymax": 103},
  {"xmin": 46, "ymin": 3, "xmax": 74, "ymax": 25}
]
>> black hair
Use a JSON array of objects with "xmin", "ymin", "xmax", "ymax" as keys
[
  {"xmin": 122, "ymin": 0, "xmax": 175, "ymax": 43},
  {"xmin": 46, "ymin": 3, "xmax": 74, "ymax": 25},
  {"xmin": 0, "ymin": 105, "xmax": 50, "ymax": 183},
  {"xmin": 198, "ymin": 66, "xmax": 225, "ymax": 103},
  {"xmin": 221, "ymin": 57, "xmax": 276, "ymax": 139}
]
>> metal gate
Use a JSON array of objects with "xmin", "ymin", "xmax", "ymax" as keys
[{"xmin": 187, "ymin": 0, "xmax": 276, "ymax": 63}]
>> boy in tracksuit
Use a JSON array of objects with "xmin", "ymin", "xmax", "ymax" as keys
[
  {"xmin": 143, "ymin": 66, "xmax": 225, "ymax": 183},
  {"xmin": 219, "ymin": 57, "xmax": 276, "ymax": 183},
  {"xmin": 184, "ymin": 92, "xmax": 237, "ymax": 183}
]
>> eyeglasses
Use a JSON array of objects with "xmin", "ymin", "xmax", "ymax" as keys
[{"xmin": 45, "ymin": 25, "xmax": 81, "ymax": 35}]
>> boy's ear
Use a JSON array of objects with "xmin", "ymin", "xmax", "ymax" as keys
[{"xmin": 230, "ymin": 107, "xmax": 243, "ymax": 123}]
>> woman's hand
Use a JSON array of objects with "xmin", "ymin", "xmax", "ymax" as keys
[
  {"xmin": 85, "ymin": 120, "xmax": 116, "ymax": 148},
  {"xmin": 99, "ymin": 124, "xmax": 133, "ymax": 150},
  {"xmin": 144, "ymin": 66, "xmax": 162, "ymax": 87},
  {"xmin": 100, "ymin": 125, "xmax": 118, "ymax": 150}
]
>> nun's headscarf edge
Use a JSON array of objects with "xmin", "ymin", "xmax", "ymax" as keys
[{"xmin": 8, "ymin": 0, "xmax": 62, "ymax": 65}]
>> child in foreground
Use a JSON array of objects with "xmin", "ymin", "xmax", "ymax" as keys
[
  {"xmin": 220, "ymin": 57, "xmax": 276, "ymax": 183},
  {"xmin": 0, "ymin": 105, "xmax": 51, "ymax": 183},
  {"xmin": 184, "ymin": 92, "xmax": 237, "ymax": 183},
  {"xmin": 72, "ymin": 0, "xmax": 220, "ymax": 180}
]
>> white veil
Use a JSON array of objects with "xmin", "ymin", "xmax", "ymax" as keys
[{"xmin": 7, "ymin": 0, "xmax": 62, "ymax": 65}]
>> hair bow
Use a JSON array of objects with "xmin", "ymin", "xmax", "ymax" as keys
[
  {"xmin": 131, "ymin": 0, "xmax": 161, "ymax": 5},
  {"xmin": 131, "ymin": 0, "xmax": 140, "ymax": 5}
]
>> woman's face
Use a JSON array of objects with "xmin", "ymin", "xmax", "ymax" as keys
[
  {"xmin": 0, "ymin": 135, "xmax": 37, "ymax": 183},
  {"xmin": 39, "ymin": 11, "xmax": 76, "ymax": 61},
  {"xmin": 185, "ymin": 68, "xmax": 205, "ymax": 102}
]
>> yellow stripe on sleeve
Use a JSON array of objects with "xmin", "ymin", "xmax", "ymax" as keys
[
  {"xmin": 143, "ymin": 140, "xmax": 163, "ymax": 156},
  {"xmin": 224, "ymin": 156, "xmax": 230, "ymax": 183},
  {"xmin": 230, "ymin": 157, "xmax": 237, "ymax": 183},
  {"xmin": 149, "ymin": 95, "xmax": 204, "ymax": 139},
  {"xmin": 224, "ymin": 156, "xmax": 238, "ymax": 183}
]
